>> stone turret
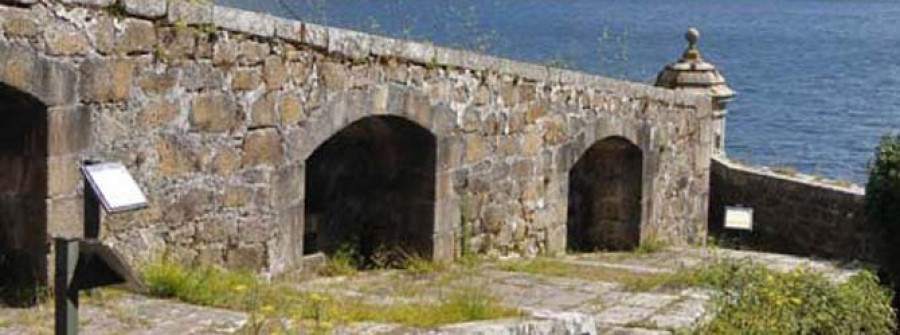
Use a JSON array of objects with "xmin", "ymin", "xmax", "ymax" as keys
[{"xmin": 656, "ymin": 28, "xmax": 735, "ymax": 156}]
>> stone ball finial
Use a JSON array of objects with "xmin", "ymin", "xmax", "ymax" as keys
[
  {"xmin": 656, "ymin": 26, "xmax": 734, "ymax": 100},
  {"xmin": 682, "ymin": 27, "xmax": 702, "ymax": 60},
  {"xmin": 686, "ymin": 27, "xmax": 700, "ymax": 47}
]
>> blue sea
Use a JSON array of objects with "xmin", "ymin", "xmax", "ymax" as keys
[{"xmin": 221, "ymin": 0, "xmax": 900, "ymax": 184}]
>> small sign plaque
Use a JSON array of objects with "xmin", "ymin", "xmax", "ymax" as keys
[
  {"xmin": 81, "ymin": 163, "xmax": 149, "ymax": 213},
  {"xmin": 724, "ymin": 206, "xmax": 754, "ymax": 231}
]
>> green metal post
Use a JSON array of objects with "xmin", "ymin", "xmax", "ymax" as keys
[{"xmin": 55, "ymin": 238, "xmax": 79, "ymax": 335}]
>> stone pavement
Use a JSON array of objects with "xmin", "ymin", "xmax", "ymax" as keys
[
  {"xmin": 0, "ymin": 293, "xmax": 247, "ymax": 334},
  {"xmin": 291, "ymin": 247, "xmax": 859, "ymax": 334},
  {"xmin": 0, "ymin": 247, "xmax": 859, "ymax": 334}
]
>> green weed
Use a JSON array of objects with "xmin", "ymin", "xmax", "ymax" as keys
[
  {"xmin": 317, "ymin": 246, "xmax": 359, "ymax": 277},
  {"xmin": 140, "ymin": 258, "xmax": 519, "ymax": 330},
  {"xmin": 624, "ymin": 260, "xmax": 897, "ymax": 334}
]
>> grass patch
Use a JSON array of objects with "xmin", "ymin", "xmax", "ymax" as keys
[
  {"xmin": 317, "ymin": 247, "xmax": 358, "ymax": 277},
  {"xmin": 141, "ymin": 259, "xmax": 519, "ymax": 331},
  {"xmin": 402, "ymin": 255, "xmax": 448, "ymax": 277},
  {"xmin": 498, "ymin": 258, "xmax": 652, "ymax": 284},
  {"xmin": 633, "ymin": 239, "xmax": 666, "ymax": 254},
  {"xmin": 627, "ymin": 260, "xmax": 897, "ymax": 334}
]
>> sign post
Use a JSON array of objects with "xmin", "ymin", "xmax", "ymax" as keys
[
  {"xmin": 54, "ymin": 238, "xmax": 79, "ymax": 335},
  {"xmin": 54, "ymin": 162, "xmax": 149, "ymax": 335}
]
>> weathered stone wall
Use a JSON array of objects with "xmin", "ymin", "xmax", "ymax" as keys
[
  {"xmin": 0, "ymin": 0, "xmax": 712, "ymax": 276},
  {"xmin": 709, "ymin": 157, "xmax": 872, "ymax": 260}
]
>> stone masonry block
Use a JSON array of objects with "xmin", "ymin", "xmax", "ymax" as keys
[
  {"xmin": 190, "ymin": 92, "xmax": 238, "ymax": 132},
  {"xmin": 302, "ymin": 22, "xmax": 328, "ymax": 49},
  {"xmin": 250, "ymin": 92, "xmax": 277, "ymax": 127},
  {"xmin": 80, "ymin": 58, "xmax": 134, "ymax": 103},
  {"xmin": 328, "ymin": 27, "xmax": 371, "ymax": 60},
  {"xmin": 0, "ymin": 42, "xmax": 35, "ymax": 95},
  {"xmin": 274, "ymin": 164, "xmax": 304, "ymax": 209},
  {"xmin": 279, "ymin": 93, "xmax": 302, "ymax": 127},
  {"xmin": 213, "ymin": 39, "xmax": 239, "ymax": 66},
  {"xmin": 47, "ymin": 106, "xmax": 91, "ymax": 156},
  {"xmin": 116, "ymin": 18, "xmax": 157, "ymax": 54},
  {"xmin": 4, "ymin": 18, "xmax": 40, "ymax": 38},
  {"xmin": 318, "ymin": 61, "xmax": 349, "ymax": 91},
  {"xmin": 44, "ymin": 24, "xmax": 90, "ymax": 56},
  {"xmin": 273, "ymin": 18, "xmax": 302, "ymax": 43},
  {"xmin": 212, "ymin": 148, "xmax": 241, "ymax": 176},
  {"xmin": 156, "ymin": 135, "xmax": 199, "ymax": 177},
  {"xmin": 123, "ymin": 0, "xmax": 167, "ymax": 18},
  {"xmin": 213, "ymin": 5, "xmax": 275, "ymax": 37},
  {"xmin": 156, "ymin": 26, "xmax": 196, "ymax": 59},
  {"xmin": 237, "ymin": 40, "xmax": 270, "ymax": 66},
  {"xmin": 139, "ymin": 67, "xmax": 178, "ymax": 95},
  {"xmin": 181, "ymin": 62, "xmax": 224, "ymax": 91},
  {"xmin": 31, "ymin": 55, "xmax": 78, "ymax": 107},
  {"xmin": 90, "ymin": 16, "xmax": 115, "ymax": 55},
  {"xmin": 242, "ymin": 128, "xmax": 283, "ymax": 167},
  {"xmin": 263, "ymin": 56, "xmax": 286, "ymax": 89},
  {"xmin": 136, "ymin": 99, "xmax": 178, "ymax": 128},
  {"xmin": 47, "ymin": 155, "xmax": 80, "ymax": 198},
  {"xmin": 272, "ymin": 204, "xmax": 304, "ymax": 274},
  {"xmin": 232, "ymin": 68, "xmax": 261, "ymax": 91},
  {"xmin": 168, "ymin": 0, "xmax": 213, "ymax": 25}
]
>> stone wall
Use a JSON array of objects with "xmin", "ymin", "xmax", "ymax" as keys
[
  {"xmin": 0, "ymin": 0, "xmax": 712, "ymax": 276},
  {"xmin": 709, "ymin": 157, "xmax": 872, "ymax": 260}
]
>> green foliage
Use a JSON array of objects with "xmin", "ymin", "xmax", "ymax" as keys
[
  {"xmin": 866, "ymin": 134, "xmax": 900, "ymax": 284},
  {"xmin": 623, "ymin": 260, "xmax": 897, "ymax": 334},
  {"xmin": 402, "ymin": 255, "xmax": 447, "ymax": 277},
  {"xmin": 694, "ymin": 262, "xmax": 896, "ymax": 334},
  {"xmin": 633, "ymin": 239, "xmax": 666, "ymax": 255},
  {"xmin": 317, "ymin": 246, "xmax": 359, "ymax": 277},
  {"xmin": 140, "ymin": 258, "xmax": 518, "ymax": 330},
  {"xmin": 505, "ymin": 256, "xmax": 896, "ymax": 333},
  {"xmin": 141, "ymin": 258, "xmax": 259, "ymax": 309}
]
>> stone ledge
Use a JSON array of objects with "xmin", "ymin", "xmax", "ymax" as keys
[
  {"xmin": 122, "ymin": 0, "xmax": 166, "ymax": 19},
  {"xmin": 28, "ymin": 0, "xmax": 704, "ymax": 112},
  {"xmin": 212, "ymin": 5, "xmax": 275, "ymax": 37},
  {"xmin": 712, "ymin": 157, "xmax": 864, "ymax": 196},
  {"xmin": 167, "ymin": 0, "xmax": 212, "ymax": 25}
]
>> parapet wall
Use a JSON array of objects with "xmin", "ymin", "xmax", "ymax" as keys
[
  {"xmin": 0, "ymin": 0, "xmax": 713, "ymax": 276},
  {"xmin": 709, "ymin": 157, "xmax": 873, "ymax": 260}
]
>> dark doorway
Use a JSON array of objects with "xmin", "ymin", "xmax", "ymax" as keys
[
  {"xmin": 567, "ymin": 136, "xmax": 643, "ymax": 252},
  {"xmin": 304, "ymin": 116, "xmax": 436, "ymax": 266},
  {"xmin": 0, "ymin": 84, "xmax": 48, "ymax": 306}
]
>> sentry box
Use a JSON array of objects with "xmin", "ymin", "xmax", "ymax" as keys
[{"xmin": 55, "ymin": 162, "xmax": 149, "ymax": 335}]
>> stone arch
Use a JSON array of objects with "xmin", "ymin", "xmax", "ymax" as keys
[
  {"xmin": 0, "ymin": 83, "xmax": 49, "ymax": 306},
  {"xmin": 303, "ymin": 115, "xmax": 437, "ymax": 266},
  {"xmin": 566, "ymin": 136, "xmax": 644, "ymax": 252},
  {"xmin": 297, "ymin": 88, "xmax": 446, "ymax": 162}
]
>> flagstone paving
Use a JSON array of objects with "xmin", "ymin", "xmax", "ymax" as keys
[{"xmin": 0, "ymin": 247, "xmax": 860, "ymax": 334}]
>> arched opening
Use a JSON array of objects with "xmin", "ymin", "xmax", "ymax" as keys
[
  {"xmin": 566, "ymin": 136, "xmax": 643, "ymax": 252},
  {"xmin": 304, "ymin": 116, "xmax": 436, "ymax": 267},
  {"xmin": 0, "ymin": 84, "xmax": 48, "ymax": 306}
]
